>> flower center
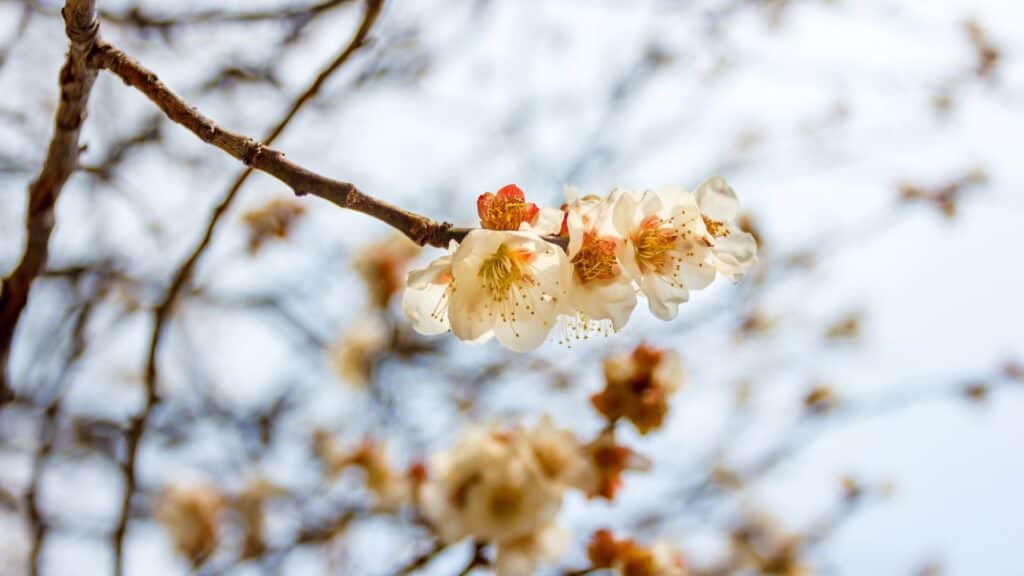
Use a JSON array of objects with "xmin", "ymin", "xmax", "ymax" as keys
[
  {"xmin": 478, "ymin": 244, "xmax": 532, "ymax": 300},
  {"xmin": 487, "ymin": 482, "xmax": 523, "ymax": 519},
  {"xmin": 632, "ymin": 216, "xmax": 678, "ymax": 273},
  {"xmin": 572, "ymin": 232, "xmax": 620, "ymax": 284},
  {"xmin": 702, "ymin": 215, "xmax": 730, "ymax": 238}
]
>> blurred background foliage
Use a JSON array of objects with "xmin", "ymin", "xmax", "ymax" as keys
[{"xmin": 0, "ymin": 0, "xmax": 1022, "ymax": 574}]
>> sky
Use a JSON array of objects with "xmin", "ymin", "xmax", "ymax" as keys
[{"xmin": 1, "ymin": 0, "xmax": 1023, "ymax": 574}]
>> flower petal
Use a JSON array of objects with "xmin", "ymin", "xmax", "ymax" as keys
[
  {"xmin": 640, "ymin": 273, "xmax": 689, "ymax": 321},
  {"xmin": 402, "ymin": 281, "xmax": 451, "ymax": 335},
  {"xmin": 573, "ymin": 277, "xmax": 637, "ymax": 331},
  {"xmin": 695, "ymin": 176, "xmax": 740, "ymax": 222},
  {"xmin": 712, "ymin": 230, "xmax": 758, "ymax": 280}
]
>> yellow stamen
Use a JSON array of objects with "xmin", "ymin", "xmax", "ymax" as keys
[
  {"xmin": 572, "ymin": 233, "xmax": 620, "ymax": 284},
  {"xmin": 702, "ymin": 215, "xmax": 730, "ymax": 238},
  {"xmin": 632, "ymin": 216, "xmax": 678, "ymax": 273},
  {"xmin": 478, "ymin": 244, "xmax": 531, "ymax": 301}
]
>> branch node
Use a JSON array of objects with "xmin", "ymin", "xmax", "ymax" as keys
[
  {"xmin": 199, "ymin": 121, "xmax": 217, "ymax": 143},
  {"xmin": 422, "ymin": 221, "xmax": 452, "ymax": 247},
  {"xmin": 242, "ymin": 141, "xmax": 265, "ymax": 166}
]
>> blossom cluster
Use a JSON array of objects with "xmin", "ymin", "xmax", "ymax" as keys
[
  {"xmin": 418, "ymin": 415, "xmax": 666, "ymax": 575},
  {"xmin": 157, "ymin": 343, "xmax": 686, "ymax": 574},
  {"xmin": 403, "ymin": 178, "xmax": 758, "ymax": 351}
]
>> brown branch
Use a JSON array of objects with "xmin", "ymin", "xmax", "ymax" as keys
[
  {"xmin": 0, "ymin": 0, "xmax": 100, "ymax": 405},
  {"xmin": 99, "ymin": 0, "xmax": 358, "ymax": 28},
  {"xmin": 19, "ymin": 0, "xmax": 360, "ymax": 30},
  {"xmin": 108, "ymin": 2, "xmax": 387, "ymax": 574},
  {"xmin": 88, "ymin": 42, "xmax": 478, "ymax": 250}
]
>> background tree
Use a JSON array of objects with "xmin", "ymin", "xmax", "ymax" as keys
[{"xmin": 0, "ymin": 0, "xmax": 1021, "ymax": 575}]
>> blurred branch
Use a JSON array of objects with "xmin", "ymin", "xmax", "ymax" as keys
[
  {"xmin": 108, "ymin": 2, "xmax": 385, "ymax": 574},
  {"xmin": 0, "ymin": 0, "xmax": 99, "ymax": 405},
  {"xmin": 10, "ymin": 0, "xmax": 360, "ymax": 29}
]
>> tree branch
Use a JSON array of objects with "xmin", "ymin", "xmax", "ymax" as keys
[
  {"xmin": 0, "ymin": 0, "xmax": 100, "ymax": 405},
  {"xmin": 107, "ymin": 2, "xmax": 387, "ymax": 574},
  {"xmin": 87, "ymin": 37, "xmax": 479, "ymax": 250}
]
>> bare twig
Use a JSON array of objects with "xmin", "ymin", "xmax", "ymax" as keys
[
  {"xmin": 0, "ymin": 0, "xmax": 100, "ymax": 404},
  {"xmin": 108, "ymin": 2, "xmax": 386, "ymax": 574},
  {"xmin": 87, "ymin": 41, "xmax": 485, "ymax": 249}
]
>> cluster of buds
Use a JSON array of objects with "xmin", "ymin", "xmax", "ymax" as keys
[
  {"xmin": 593, "ymin": 343, "xmax": 685, "ymax": 434},
  {"xmin": 586, "ymin": 529, "xmax": 688, "ymax": 576},
  {"xmin": 403, "ymin": 178, "xmax": 758, "ymax": 351}
]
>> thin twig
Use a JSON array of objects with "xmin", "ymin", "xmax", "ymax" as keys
[
  {"xmin": 0, "ymin": 0, "xmax": 100, "ymax": 404},
  {"xmin": 108, "ymin": 2, "xmax": 385, "ymax": 574}
]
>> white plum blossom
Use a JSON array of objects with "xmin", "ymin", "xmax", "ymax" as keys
[
  {"xmin": 694, "ymin": 176, "xmax": 758, "ymax": 280},
  {"xmin": 401, "ymin": 177, "xmax": 756, "ymax": 350},
  {"xmin": 612, "ymin": 186, "xmax": 716, "ymax": 320},
  {"xmin": 419, "ymin": 427, "xmax": 562, "ymax": 542},
  {"xmin": 448, "ymin": 230, "xmax": 571, "ymax": 352},
  {"xmin": 562, "ymin": 187, "xmax": 637, "ymax": 333},
  {"xmin": 418, "ymin": 418, "xmax": 590, "ymax": 575}
]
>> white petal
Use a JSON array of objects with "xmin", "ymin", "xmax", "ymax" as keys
[
  {"xmin": 449, "ymin": 233, "xmax": 499, "ymax": 342},
  {"xmin": 712, "ymin": 230, "xmax": 758, "ymax": 280},
  {"xmin": 492, "ymin": 245, "xmax": 569, "ymax": 352},
  {"xmin": 448, "ymin": 275, "xmax": 493, "ymax": 342},
  {"xmin": 566, "ymin": 209, "xmax": 585, "ymax": 259},
  {"xmin": 402, "ymin": 282, "xmax": 451, "ymax": 335},
  {"xmin": 572, "ymin": 277, "xmax": 637, "ymax": 331},
  {"xmin": 526, "ymin": 206, "xmax": 565, "ymax": 236},
  {"xmin": 563, "ymin": 184, "xmax": 581, "ymax": 204},
  {"xmin": 615, "ymin": 238, "xmax": 643, "ymax": 282},
  {"xmin": 638, "ymin": 189, "xmax": 663, "ymax": 217},
  {"xmin": 640, "ymin": 273, "xmax": 689, "ymax": 321},
  {"xmin": 696, "ymin": 176, "xmax": 740, "ymax": 222},
  {"xmin": 610, "ymin": 188, "xmax": 640, "ymax": 237},
  {"xmin": 406, "ymin": 254, "xmax": 452, "ymax": 289},
  {"xmin": 655, "ymin": 185, "xmax": 696, "ymax": 217},
  {"xmin": 676, "ymin": 260, "xmax": 716, "ymax": 291}
]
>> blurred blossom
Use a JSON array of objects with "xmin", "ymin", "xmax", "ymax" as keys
[
  {"xmin": 730, "ymin": 513, "xmax": 809, "ymax": 576},
  {"xmin": 586, "ymin": 529, "xmax": 689, "ymax": 576},
  {"xmin": 593, "ymin": 344, "xmax": 685, "ymax": 435},
  {"xmin": 576, "ymin": 429, "xmax": 651, "ymax": 500},
  {"xmin": 242, "ymin": 198, "xmax": 306, "ymax": 254},
  {"xmin": 326, "ymin": 313, "xmax": 389, "ymax": 387},
  {"xmin": 155, "ymin": 484, "xmax": 225, "ymax": 566},
  {"xmin": 237, "ymin": 478, "xmax": 287, "ymax": 559},
  {"xmin": 418, "ymin": 418, "xmax": 593, "ymax": 573},
  {"xmin": 354, "ymin": 234, "xmax": 421, "ymax": 310}
]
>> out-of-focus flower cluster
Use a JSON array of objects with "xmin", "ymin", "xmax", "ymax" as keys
[
  {"xmin": 410, "ymin": 342, "xmax": 681, "ymax": 574},
  {"xmin": 586, "ymin": 529, "xmax": 688, "ymax": 576},
  {"xmin": 403, "ymin": 179, "xmax": 758, "ymax": 351}
]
